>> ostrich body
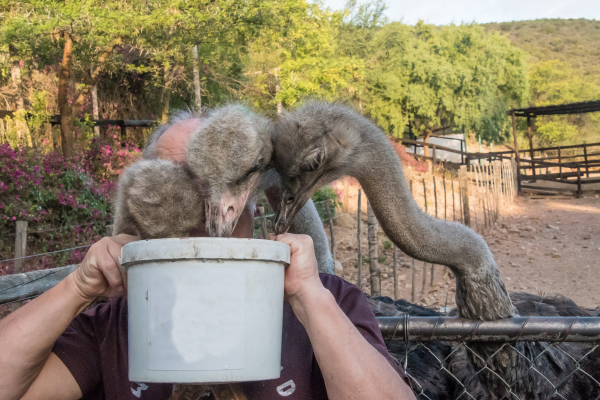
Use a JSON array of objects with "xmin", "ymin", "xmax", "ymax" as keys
[
  {"xmin": 113, "ymin": 159, "xmax": 204, "ymax": 239},
  {"xmin": 186, "ymin": 103, "xmax": 334, "ymax": 273},
  {"xmin": 271, "ymin": 101, "xmax": 600, "ymax": 398},
  {"xmin": 372, "ymin": 294, "xmax": 600, "ymax": 399},
  {"xmin": 271, "ymin": 101, "xmax": 515, "ymax": 320}
]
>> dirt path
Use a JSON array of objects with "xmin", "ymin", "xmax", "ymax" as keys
[{"xmin": 334, "ymin": 195, "xmax": 600, "ymax": 310}]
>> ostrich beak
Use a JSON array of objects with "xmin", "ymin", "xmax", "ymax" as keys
[
  {"xmin": 273, "ymin": 188, "xmax": 314, "ymax": 235},
  {"xmin": 205, "ymin": 188, "xmax": 251, "ymax": 237}
]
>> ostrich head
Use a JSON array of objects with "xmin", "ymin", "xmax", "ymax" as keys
[
  {"xmin": 118, "ymin": 159, "xmax": 204, "ymax": 239},
  {"xmin": 272, "ymin": 102, "xmax": 361, "ymax": 233},
  {"xmin": 187, "ymin": 104, "xmax": 273, "ymax": 237}
]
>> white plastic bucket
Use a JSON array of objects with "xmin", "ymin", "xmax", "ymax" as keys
[{"xmin": 121, "ymin": 237, "xmax": 290, "ymax": 383}]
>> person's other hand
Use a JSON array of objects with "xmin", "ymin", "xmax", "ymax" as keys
[
  {"xmin": 269, "ymin": 233, "xmax": 324, "ymax": 302},
  {"xmin": 72, "ymin": 234, "xmax": 139, "ymax": 301}
]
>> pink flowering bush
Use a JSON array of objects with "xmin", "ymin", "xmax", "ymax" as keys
[{"xmin": 0, "ymin": 135, "xmax": 141, "ymax": 274}]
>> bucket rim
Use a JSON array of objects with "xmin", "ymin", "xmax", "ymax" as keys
[{"xmin": 120, "ymin": 237, "xmax": 290, "ymax": 266}]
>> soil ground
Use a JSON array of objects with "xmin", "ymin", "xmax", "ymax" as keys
[{"xmin": 332, "ymin": 194, "xmax": 600, "ymax": 311}]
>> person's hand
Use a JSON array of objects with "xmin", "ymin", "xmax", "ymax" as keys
[
  {"xmin": 269, "ymin": 233, "xmax": 325, "ymax": 303},
  {"xmin": 71, "ymin": 234, "xmax": 139, "ymax": 301}
]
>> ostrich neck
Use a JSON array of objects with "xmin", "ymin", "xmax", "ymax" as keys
[{"xmin": 348, "ymin": 122, "xmax": 516, "ymax": 320}]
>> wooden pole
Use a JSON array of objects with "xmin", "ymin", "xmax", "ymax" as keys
[
  {"xmin": 433, "ymin": 176, "xmax": 438, "ymax": 218},
  {"xmin": 105, "ymin": 225, "xmax": 114, "ymax": 237},
  {"xmin": 527, "ymin": 115, "xmax": 536, "ymax": 180},
  {"xmin": 443, "ymin": 176, "xmax": 447, "ymax": 220},
  {"xmin": 511, "ymin": 108, "xmax": 520, "ymax": 162},
  {"xmin": 357, "ymin": 190, "xmax": 362, "ymax": 289},
  {"xmin": 367, "ymin": 200, "xmax": 380, "ymax": 297},
  {"xmin": 577, "ymin": 166, "xmax": 582, "ymax": 198},
  {"xmin": 474, "ymin": 165, "xmax": 482, "ymax": 233},
  {"xmin": 325, "ymin": 201, "xmax": 336, "ymax": 260},
  {"xmin": 91, "ymin": 66, "xmax": 100, "ymax": 137},
  {"xmin": 459, "ymin": 165, "xmax": 470, "ymax": 227},
  {"xmin": 451, "ymin": 175, "xmax": 456, "ymax": 222},
  {"xmin": 409, "ymin": 180, "xmax": 416, "ymax": 302},
  {"xmin": 393, "ymin": 245, "xmax": 399, "ymax": 300},
  {"xmin": 584, "ymin": 145, "xmax": 590, "ymax": 178},
  {"xmin": 558, "ymin": 147, "xmax": 562, "ymax": 179},
  {"xmin": 432, "ymin": 144, "xmax": 437, "ymax": 167},
  {"xmin": 11, "ymin": 221, "xmax": 28, "ymax": 311},
  {"xmin": 421, "ymin": 178, "xmax": 428, "ymax": 293}
]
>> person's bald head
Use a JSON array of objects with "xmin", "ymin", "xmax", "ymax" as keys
[
  {"xmin": 154, "ymin": 118, "xmax": 203, "ymax": 163},
  {"xmin": 141, "ymin": 110, "xmax": 255, "ymax": 238}
]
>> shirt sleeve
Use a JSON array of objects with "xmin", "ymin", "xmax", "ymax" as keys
[
  {"xmin": 320, "ymin": 274, "xmax": 411, "ymax": 387},
  {"xmin": 52, "ymin": 300, "xmax": 112, "ymax": 397}
]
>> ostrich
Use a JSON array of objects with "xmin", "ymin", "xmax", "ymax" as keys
[
  {"xmin": 186, "ymin": 103, "xmax": 334, "ymax": 273},
  {"xmin": 270, "ymin": 101, "xmax": 599, "ymax": 398},
  {"xmin": 370, "ymin": 293, "xmax": 600, "ymax": 399},
  {"xmin": 113, "ymin": 159, "xmax": 204, "ymax": 239}
]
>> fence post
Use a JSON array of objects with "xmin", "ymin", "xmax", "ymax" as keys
[
  {"xmin": 367, "ymin": 200, "xmax": 380, "ymax": 297},
  {"xmin": 451, "ymin": 175, "xmax": 456, "ymax": 222},
  {"xmin": 443, "ymin": 176, "xmax": 447, "ymax": 221},
  {"xmin": 577, "ymin": 167, "xmax": 582, "ymax": 198},
  {"xmin": 105, "ymin": 224, "xmax": 114, "ymax": 237},
  {"xmin": 494, "ymin": 161, "xmax": 501, "ymax": 221},
  {"xmin": 558, "ymin": 147, "xmax": 562, "ymax": 179},
  {"xmin": 258, "ymin": 207, "xmax": 268, "ymax": 239},
  {"xmin": 584, "ymin": 145, "xmax": 590, "ymax": 178},
  {"xmin": 409, "ymin": 180, "xmax": 416, "ymax": 303},
  {"xmin": 433, "ymin": 176, "xmax": 438, "ymax": 218},
  {"xmin": 459, "ymin": 165, "xmax": 470, "ymax": 227},
  {"xmin": 356, "ymin": 190, "xmax": 362, "ymax": 290},
  {"xmin": 393, "ymin": 245, "xmax": 399, "ymax": 300},
  {"xmin": 432, "ymin": 144, "xmax": 437, "ymax": 166},
  {"xmin": 325, "ymin": 201, "xmax": 336, "ymax": 260},
  {"xmin": 11, "ymin": 221, "xmax": 28, "ymax": 311}
]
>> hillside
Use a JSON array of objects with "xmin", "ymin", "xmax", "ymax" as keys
[{"xmin": 483, "ymin": 19, "xmax": 600, "ymax": 82}]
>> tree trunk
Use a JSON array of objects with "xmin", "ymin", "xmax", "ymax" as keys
[
  {"xmin": 423, "ymin": 131, "xmax": 431, "ymax": 158},
  {"xmin": 91, "ymin": 66, "xmax": 100, "ymax": 137},
  {"xmin": 161, "ymin": 63, "xmax": 174, "ymax": 124},
  {"xmin": 192, "ymin": 45, "xmax": 202, "ymax": 110},
  {"xmin": 10, "ymin": 59, "xmax": 32, "ymax": 146},
  {"xmin": 367, "ymin": 200, "xmax": 380, "ymax": 297},
  {"xmin": 58, "ymin": 34, "xmax": 74, "ymax": 158}
]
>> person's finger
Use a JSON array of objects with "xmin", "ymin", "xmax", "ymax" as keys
[
  {"xmin": 274, "ymin": 233, "xmax": 302, "ymax": 254},
  {"xmin": 99, "ymin": 257, "xmax": 125, "ymax": 294}
]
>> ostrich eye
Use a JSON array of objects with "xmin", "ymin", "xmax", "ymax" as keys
[{"xmin": 301, "ymin": 150, "xmax": 324, "ymax": 172}]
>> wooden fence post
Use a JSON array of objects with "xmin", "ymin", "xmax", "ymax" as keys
[
  {"xmin": 577, "ymin": 167, "xmax": 582, "ymax": 198},
  {"xmin": 421, "ymin": 179, "xmax": 429, "ymax": 291},
  {"xmin": 105, "ymin": 224, "xmax": 114, "ymax": 237},
  {"xmin": 367, "ymin": 200, "xmax": 380, "ymax": 297},
  {"xmin": 494, "ymin": 161, "xmax": 501, "ymax": 220},
  {"xmin": 443, "ymin": 176, "xmax": 447, "ymax": 221},
  {"xmin": 409, "ymin": 180, "xmax": 416, "ymax": 303},
  {"xmin": 433, "ymin": 176, "xmax": 438, "ymax": 218},
  {"xmin": 451, "ymin": 175, "xmax": 456, "ymax": 222},
  {"xmin": 357, "ymin": 190, "xmax": 362, "ymax": 289},
  {"xmin": 459, "ymin": 165, "xmax": 470, "ymax": 227},
  {"xmin": 584, "ymin": 145, "xmax": 590, "ymax": 178},
  {"xmin": 325, "ymin": 201, "xmax": 336, "ymax": 260},
  {"xmin": 11, "ymin": 221, "xmax": 28, "ymax": 311},
  {"xmin": 558, "ymin": 147, "xmax": 562, "ymax": 179},
  {"xmin": 258, "ymin": 207, "xmax": 268, "ymax": 239}
]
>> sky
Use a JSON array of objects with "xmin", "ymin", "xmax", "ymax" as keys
[{"xmin": 321, "ymin": 0, "xmax": 600, "ymax": 25}]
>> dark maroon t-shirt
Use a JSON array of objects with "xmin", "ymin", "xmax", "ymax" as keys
[{"xmin": 53, "ymin": 274, "xmax": 407, "ymax": 399}]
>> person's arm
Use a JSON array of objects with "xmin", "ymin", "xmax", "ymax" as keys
[
  {"xmin": 0, "ymin": 234, "xmax": 138, "ymax": 400},
  {"xmin": 274, "ymin": 233, "xmax": 416, "ymax": 400}
]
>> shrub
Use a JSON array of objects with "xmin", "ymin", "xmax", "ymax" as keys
[{"xmin": 0, "ymin": 134, "xmax": 141, "ymax": 274}]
